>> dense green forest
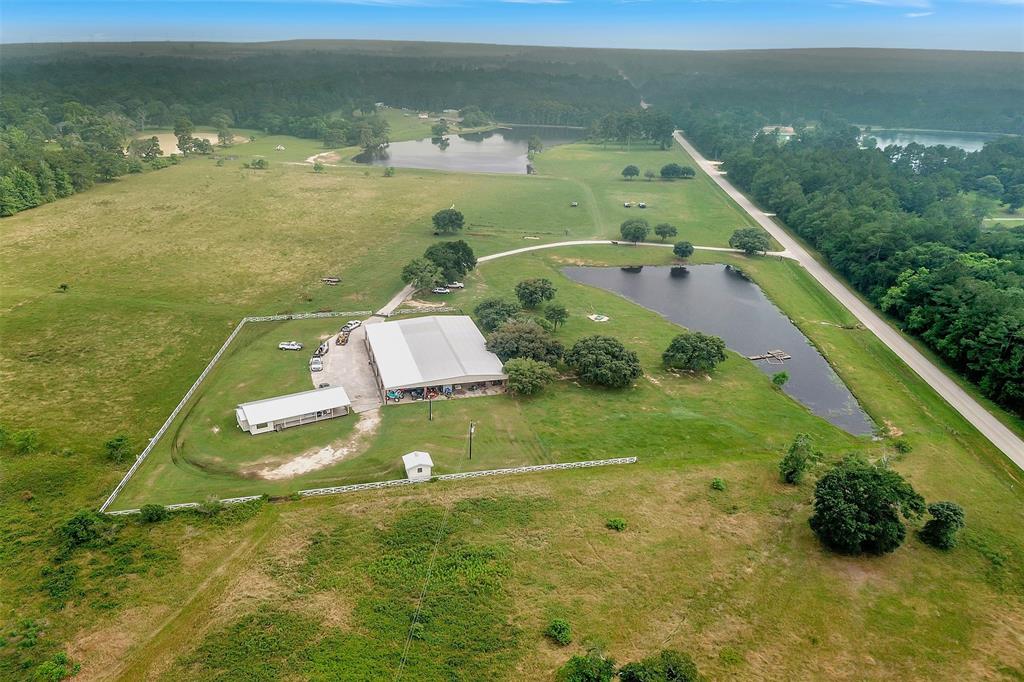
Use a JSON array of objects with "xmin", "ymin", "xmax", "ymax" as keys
[{"xmin": 680, "ymin": 109, "xmax": 1024, "ymax": 415}]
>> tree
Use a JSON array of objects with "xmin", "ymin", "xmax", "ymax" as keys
[
  {"xmin": 487, "ymin": 319, "xmax": 564, "ymax": 364},
  {"xmin": 424, "ymin": 240, "xmax": 476, "ymax": 282},
  {"xmin": 919, "ymin": 501, "xmax": 965, "ymax": 550},
  {"xmin": 173, "ymin": 117, "xmax": 194, "ymax": 154},
  {"xmin": 474, "ymin": 298, "xmax": 522, "ymax": 332},
  {"xmin": 565, "ymin": 335, "xmax": 642, "ymax": 388},
  {"xmin": 644, "ymin": 169, "xmax": 656, "ymax": 182},
  {"xmin": 673, "ymin": 241, "xmax": 694, "ymax": 259},
  {"xmin": 975, "ymin": 174, "xmax": 1004, "ymax": 199},
  {"xmin": 515, "ymin": 278, "xmax": 557, "ymax": 308},
  {"xmin": 1005, "ymin": 184, "xmax": 1024, "ymax": 213},
  {"xmin": 313, "ymin": 160, "xmax": 325, "ymax": 173},
  {"xmin": 528, "ymin": 135, "xmax": 544, "ymax": 154},
  {"xmin": 622, "ymin": 164, "xmax": 640, "ymax": 180},
  {"xmin": 384, "ymin": 166, "xmax": 396, "ymax": 177},
  {"xmin": 432, "ymin": 208, "xmax": 464, "ymax": 234},
  {"xmin": 57, "ymin": 510, "xmax": 110, "ymax": 549},
  {"xmin": 619, "ymin": 650, "xmax": 703, "ymax": 682},
  {"xmin": 544, "ymin": 302, "xmax": 569, "ymax": 329},
  {"xmin": 544, "ymin": 617, "xmax": 572, "ymax": 645},
  {"xmin": 620, "ymin": 218, "xmax": 649, "ymax": 244},
  {"xmin": 660, "ymin": 163, "xmax": 695, "ymax": 180},
  {"xmin": 400, "ymin": 257, "xmax": 445, "ymax": 291},
  {"xmin": 248, "ymin": 158, "xmax": 269, "ymax": 170},
  {"xmin": 662, "ymin": 331, "xmax": 727, "ymax": 372},
  {"xmin": 654, "ymin": 223, "xmax": 678, "ymax": 242},
  {"xmin": 217, "ymin": 127, "xmax": 233, "ymax": 147},
  {"xmin": 556, "ymin": 651, "xmax": 615, "ymax": 682},
  {"xmin": 431, "ymin": 121, "xmax": 449, "ymax": 138},
  {"xmin": 809, "ymin": 455, "xmax": 925, "ymax": 555},
  {"xmin": 103, "ymin": 434, "xmax": 133, "ymax": 464},
  {"xmin": 505, "ymin": 358, "xmax": 557, "ymax": 396},
  {"xmin": 778, "ymin": 433, "xmax": 820, "ymax": 484},
  {"xmin": 729, "ymin": 227, "xmax": 770, "ymax": 255}
]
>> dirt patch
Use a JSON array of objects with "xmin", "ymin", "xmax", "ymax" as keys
[
  {"xmin": 137, "ymin": 132, "xmax": 248, "ymax": 156},
  {"xmin": 402, "ymin": 299, "xmax": 450, "ymax": 309},
  {"xmin": 884, "ymin": 420, "xmax": 903, "ymax": 438},
  {"xmin": 68, "ymin": 605, "xmax": 172, "ymax": 681},
  {"xmin": 253, "ymin": 408, "xmax": 382, "ymax": 479},
  {"xmin": 306, "ymin": 150, "xmax": 341, "ymax": 164}
]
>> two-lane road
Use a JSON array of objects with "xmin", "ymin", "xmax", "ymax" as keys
[{"xmin": 673, "ymin": 130, "xmax": 1024, "ymax": 470}]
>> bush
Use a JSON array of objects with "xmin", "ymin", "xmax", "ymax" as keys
[
  {"xmin": 33, "ymin": 652, "xmax": 80, "ymax": 681},
  {"xmin": 556, "ymin": 651, "xmax": 615, "ymax": 682},
  {"xmin": 505, "ymin": 358, "xmax": 557, "ymax": 396},
  {"xmin": 57, "ymin": 510, "xmax": 113, "ymax": 549},
  {"xmin": 663, "ymin": 332, "xmax": 728, "ymax": 373},
  {"xmin": 11, "ymin": 429, "xmax": 41, "ymax": 455},
  {"xmin": 487, "ymin": 319, "xmax": 563, "ymax": 364},
  {"xmin": 809, "ymin": 455, "xmax": 925, "ymax": 555},
  {"xmin": 605, "ymin": 517, "xmax": 627, "ymax": 531},
  {"xmin": 139, "ymin": 504, "xmax": 169, "ymax": 524},
  {"xmin": 919, "ymin": 501, "xmax": 966, "ymax": 550},
  {"xmin": 672, "ymin": 241, "xmax": 694, "ymax": 259},
  {"xmin": 893, "ymin": 438, "xmax": 913, "ymax": 454},
  {"xmin": 474, "ymin": 298, "xmax": 522, "ymax": 332},
  {"xmin": 515, "ymin": 278, "xmax": 557, "ymax": 308},
  {"xmin": 778, "ymin": 433, "xmax": 820, "ymax": 485},
  {"xmin": 710, "ymin": 478, "xmax": 726, "ymax": 491},
  {"xmin": 771, "ymin": 371, "xmax": 789, "ymax": 387},
  {"xmin": 565, "ymin": 335, "xmax": 642, "ymax": 388},
  {"xmin": 103, "ymin": 434, "xmax": 133, "ymax": 464},
  {"xmin": 619, "ymin": 649, "xmax": 703, "ymax": 682},
  {"xmin": 544, "ymin": 617, "xmax": 572, "ymax": 646}
]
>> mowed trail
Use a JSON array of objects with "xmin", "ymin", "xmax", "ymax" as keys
[{"xmin": 672, "ymin": 130, "xmax": 1024, "ymax": 469}]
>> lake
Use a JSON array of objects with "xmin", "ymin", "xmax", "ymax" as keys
[
  {"xmin": 354, "ymin": 126, "xmax": 585, "ymax": 174},
  {"xmin": 861, "ymin": 128, "xmax": 1005, "ymax": 153},
  {"xmin": 563, "ymin": 264, "xmax": 875, "ymax": 436}
]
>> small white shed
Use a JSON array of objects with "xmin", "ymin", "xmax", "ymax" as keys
[{"xmin": 402, "ymin": 451, "xmax": 433, "ymax": 482}]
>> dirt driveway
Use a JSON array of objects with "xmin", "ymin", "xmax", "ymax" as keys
[{"xmin": 312, "ymin": 319, "xmax": 382, "ymax": 414}]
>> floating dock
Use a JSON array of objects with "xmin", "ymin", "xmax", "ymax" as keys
[{"xmin": 748, "ymin": 349, "xmax": 791, "ymax": 364}]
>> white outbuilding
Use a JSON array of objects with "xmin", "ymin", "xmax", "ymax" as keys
[
  {"xmin": 402, "ymin": 451, "xmax": 434, "ymax": 481},
  {"xmin": 235, "ymin": 385, "xmax": 351, "ymax": 435}
]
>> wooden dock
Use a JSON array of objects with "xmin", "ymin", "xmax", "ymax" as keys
[{"xmin": 747, "ymin": 349, "xmax": 791, "ymax": 364}]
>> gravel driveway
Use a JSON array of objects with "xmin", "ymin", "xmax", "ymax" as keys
[{"xmin": 312, "ymin": 319, "xmax": 383, "ymax": 414}]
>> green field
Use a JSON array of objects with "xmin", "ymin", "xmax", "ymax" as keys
[{"xmin": 2, "ymin": 136, "xmax": 1023, "ymax": 680}]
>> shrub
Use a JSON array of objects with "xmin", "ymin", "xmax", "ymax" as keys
[
  {"xmin": 103, "ymin": 434, "xmax": 133, "ymax": 464},
  {"xmin": 778, "ymin": 433, "xmax": 820, "ymax": 485},
  {"xmin": 11, "ymin": 429, "xmax": 41, "ymax": 454},
  {"xmin": 710, "ymin": 478, "xmax": 726, "ymax": 491},
  {"xmin": 505, "ymin": 358, "xmax": 557, "ymax": 396},
  {"xmin": 487, "ymin": 319, "xmax": 564, "ymax": 364},
  {"xmin": 565, "ymin": 335, "xmax": 642, "ymax": 388},
  {"xmin": 32, "ymin": 652, "xmax": 80, "ymax": 681},
  {"xmin": 809, "ymin": 455, "xmax": 925, "ymax": 555},
  {"xmin": 515, "ymin": 278, "xmax": 557, "ymax": 308},
  {"xmin": 57, "ymin": 510, "xmax": 112, "ymax": 549},
  {"xmin": 663, "ymin": 332, "xmax": 727, "ymax": 373},
  {"xmin": 544, "ymin": 617, "xmax": 572, "ymax": 646},
  {"xmin": 605, "ymin": 517, "xmax": 627, "ymax": 532},
  {"xmin": 556, "ymin": 650, "xmax": 615, "ymax": 682},
  {"xmin": 139, "ymin": 504, "xmax": 169, "ymax": 524},
  {"xmin": 384, "ymin": 166, "xmax": 396, "ymax": 177},
  {"xmin": 919, "ymin": 501, "xmax": 966, "ymax": 550},
  {"xmin": 772, "ymin": 371, "xmax": 789, "ymax": 387},
  {"xmin": 619, "ymin": 649, "xmax": 703, "ymax": 682},
  {"xmin": 893, "ymin": 438, "xmax": 913, "ymax": 454}
]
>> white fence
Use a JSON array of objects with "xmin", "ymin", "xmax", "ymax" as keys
[
  {"xmin": 104, "ymin": 457, "xmax": 637, "ymax": 515},
  {"xmin": 388, "ymin": 306, "xmax": 461, "ymax": 317},
  {"xmin": 98, "ymin": 310, "xmax": 373, "ymax": 513}
]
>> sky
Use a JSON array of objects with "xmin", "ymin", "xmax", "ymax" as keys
[{"xmin": 2, "ymin": 0, "xmax": 1022, "ymax": 51}]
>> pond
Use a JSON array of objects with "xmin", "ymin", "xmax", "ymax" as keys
[
  {"xmin": 860, "ymin": 128, "xmax": 1005, "ymax": 153},
  {"xmin": 563, "ymin": 264, "xmax": 875, "ymax": 436},
  {"xmin": 354, "ymin": 126, "xmax": 585, "ymax": 174}
]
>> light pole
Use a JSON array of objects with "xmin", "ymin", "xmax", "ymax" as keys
[{"xmin": 468, "ymin": 421, "xmax": 476, "ymax": 460}]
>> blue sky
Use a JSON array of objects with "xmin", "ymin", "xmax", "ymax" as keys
[{"xmin": 2, "ymin": 0, "xmax": 1022, "ymax": 50}]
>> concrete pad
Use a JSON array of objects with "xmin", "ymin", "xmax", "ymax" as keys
[{"xmin": 311, "ymin": 319, "xmax": 384, "ymax": 414}]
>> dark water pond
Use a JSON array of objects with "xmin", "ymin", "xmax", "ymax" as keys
[
  {"xmin": 861, "ymin": 128, "xmax": 1004, "ymax": 153},
  {"xmin": 563, "ymin": 264, "xmax": 874, "ymax": 436},
  {"xmin": 354, "ymin": 126, "xmax": 585, "ymax": 174}
]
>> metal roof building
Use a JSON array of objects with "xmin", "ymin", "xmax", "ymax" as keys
[
  {"xmin": 364, "ymin": 315, "xmax": 507, "ymax": 395},
  {"xmin": 236, "ymin": 385, "xmax": 351, "ymax": 435}
]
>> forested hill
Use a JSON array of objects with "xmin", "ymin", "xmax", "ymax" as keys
[{"xmin": 680, "ymin": 111, "xmax": 1024, "ymax": 416}]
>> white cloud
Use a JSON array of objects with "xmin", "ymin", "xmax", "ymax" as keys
[{"xmin": 905, "ymin": 10, "xmax": 935, "ymax": 15}]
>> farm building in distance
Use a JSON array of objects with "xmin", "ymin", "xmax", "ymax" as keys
[
  {"xmin": 364, "ymin": 315, "xmax": 507, "ymax": 402},
  {"xmin": 235, "ymin": 386, "xmax": 351, "ymax": 435}
]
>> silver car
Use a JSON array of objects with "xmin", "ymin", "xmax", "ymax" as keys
[{"xmin": 309, "ymin": 357, "xmax": 324, "ymax": 372}]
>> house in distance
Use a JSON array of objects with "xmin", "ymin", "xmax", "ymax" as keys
[{"xmin": 235, "ymin": 385, "xmax": 351, "ymax": 435}]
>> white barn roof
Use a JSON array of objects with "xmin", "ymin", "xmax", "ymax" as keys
[
  {"xmin": 365, "ymin": 315, "xmax": 506, "ymax": 391},
  {"xmin": 237, "ymin": 386, "xmax": 351, "ymax": 425}
]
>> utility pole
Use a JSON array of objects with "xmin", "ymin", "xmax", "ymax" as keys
[
  {"xmin": 428, "ymin": 395, "xmax": 432, "ymax": 421},
  {"xmin": 468, "ymin": 421, "xmax": 475, "ymax": 460}
]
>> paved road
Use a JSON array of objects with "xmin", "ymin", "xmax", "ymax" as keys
[{"xmin": 673, "ymin": 130, "xmax": 1024, "ymax": 469}]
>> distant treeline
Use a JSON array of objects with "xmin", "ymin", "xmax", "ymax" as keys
[{"xmin": 680, "ymin": 109, "xmax": 1024, "ymax": 415}]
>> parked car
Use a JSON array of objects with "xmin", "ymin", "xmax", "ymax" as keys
[
  {"xmin": 432, "ymin": 287, "xmax": 451, "ymax": 294},
  {"xmin": 638, "ymin": 202, "xmax": 647, "ymax": 209},
  {"xmin": 446, "ymin": 281, "xmax": 465, "ymax": 289},
  {"xmin": 313, "ymin": 341, "xmax": 329, "ymax": 357},
  {"xmin": 341, "ymin": 320, "xmax": 362, "ymax": 333},
  {"xmin": 336, "ymin": 332, "xmax": 349, "ymax": 346},
  {"xmin": 309, "ymin": 358, "xmax": 324, "ymax": 372},
  {"xmin": 623, "ymin": 201, "xmax": 632, "ymax": 208},
  {"xmin": 317, "ymin": 382, "xmax": 330, "ymax": 389},
  {"xmin": 278, "ymin": 341, "xmax": 303, "ymax": 351},
  {"xmin": 570, "ymin": 201, "xmax": 579, "ymax": 207}
]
